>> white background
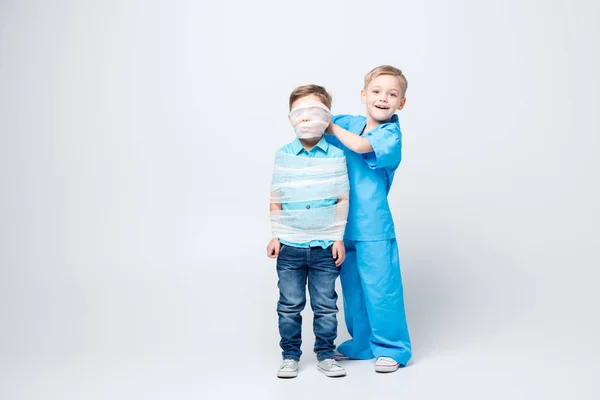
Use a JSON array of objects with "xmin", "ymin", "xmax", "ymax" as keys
[{"xmin": 1, "ymin": 0, "xmax": 599, "ymax": 399}]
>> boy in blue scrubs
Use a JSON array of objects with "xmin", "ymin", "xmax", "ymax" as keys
[{"xmin": 325, "ymin": 65, "xmax": 412, "ymax": 372}]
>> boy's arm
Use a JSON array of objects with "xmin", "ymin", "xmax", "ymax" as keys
[
  {"xmin": 269, "ymin": 201, "xmax": 282, "ymax": 239},
  {"xmin": 334, "ymin": 197, "xmax": 349, "ymax": 236},
  {"xmin": 330, "ymin": 120, "xmax": 401, "ymax": 169},
  {"xmin": 332, "ymin": 183, "xmax": 349, "ymax": 266},
  {"xmin": 328, "ymin": 122, "xmax": 373, "ymax": 154},
  {"xmin": 331, "ymin": 196, "xmax": 348, "ymax": 267},
  {"xmin": 267, "ymin": 202, "xmax": 282, "ymax": 258},
  {"xmin": 269, "ymin": 166, "xmax": 283, "ymax": 230},
  {"xmin": 332, "ymin": 197, "xmax": 348, "ymax": 266},
  {"xmin": 335, "ymin": 196, "xmax": 348, "ymax": 220}
]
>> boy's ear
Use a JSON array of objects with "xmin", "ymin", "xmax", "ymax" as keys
[
  {"xmin": 360, "ymin": 89, "xmax": 366, "ymax": 104},
  {"xmin": 397, "ymin": 97, "xmax": 407, "ymax": 111}
]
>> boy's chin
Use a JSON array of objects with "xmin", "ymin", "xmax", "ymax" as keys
[
  {"xmin": 298, "ymin": 134, "xmax": 323, "ymax": 141},
  {"xmin": 368, "ymin": 113, "xmax": 394, "ymax": 123}
]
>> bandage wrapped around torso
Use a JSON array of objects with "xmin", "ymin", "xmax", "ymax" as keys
[{"xmin": 270, "ymin": 153, "xmax": 349, "ymax": 243}]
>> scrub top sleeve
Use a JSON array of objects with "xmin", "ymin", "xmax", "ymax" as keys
[
  {"xmin": 328, "ymin": 114, "xmax": 358, "ymax": 150},
  {"xmin": 332, "ymin": 114, "xmax": 354, "ymax": 130},
  {"xmin": 324, "ymin": 133, "xmax": 343, "ymax": 149},
  {"xmin": 362, "ymin": 124, "xmax": 402, "ymax": 169}
]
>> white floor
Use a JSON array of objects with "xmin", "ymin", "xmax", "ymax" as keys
[
  {"xmin": 1, "ymin": 251, "xmax": 597, "ymax": 400},
  {"xmin": 2, "ymin": 330, "xmax": 595, "ymax": 400}
]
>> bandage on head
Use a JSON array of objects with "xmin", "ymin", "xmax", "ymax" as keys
[
  {"xmin": 270, "ymin": 153, "xmax": 349, "ymax": 243},
  {"xmin": 289, "ymin": 100, "xmax": 332, "ymax": 139}
]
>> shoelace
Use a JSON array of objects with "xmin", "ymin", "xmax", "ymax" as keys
[
  {"xmin": 323, "ymin": 359, "xmax": 341, "ymax": 368},
  {"xmin": 281, "ymin": 360, "xmax": 296, "ymax": 369}
]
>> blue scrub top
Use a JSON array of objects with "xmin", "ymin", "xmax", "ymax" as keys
[
  {"xmin": 276, "ymin": 136, "xmax": 346, "ymax": 248},
  {"xmin": 326, "ymin": 114, "xmax": 402, "ymax": 241}
]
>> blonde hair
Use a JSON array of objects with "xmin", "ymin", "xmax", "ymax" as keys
[
  {"xmin": 364, "ymin": 65, "xmax": 408, "ymax": 97},
  {"xmin": 289, "ymin": 84, "xmax": 332, "ymax": 110}
]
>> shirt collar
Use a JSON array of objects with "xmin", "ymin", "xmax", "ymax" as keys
[
  {"xmin": 315, "ymin": 136, "xmax": 329, "ymax": 152},
  {"xmin": 355, "ymin": 114, "xmax": 399, "ymax": 134},
  {"xmin": 291, "ymin": 136, "xmax": 329, "ymax": 155}
]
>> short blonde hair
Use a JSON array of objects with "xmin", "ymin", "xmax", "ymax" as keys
[
  {"xmin": 289, "ymin": 84, "xmax": 332, "ymax": 110},
  {"xmin": 364, "ymin": 65, "xmax": 408, "ymax": 98}
]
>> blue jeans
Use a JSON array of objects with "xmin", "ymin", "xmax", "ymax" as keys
[{"xmin": 276, "ymin": 244, "xmax": 340, "ymax": 361}]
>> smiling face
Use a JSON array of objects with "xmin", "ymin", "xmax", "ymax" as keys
[{"xmin": 361, "ymin": 74, "xmax": 406, "ymax": 124}]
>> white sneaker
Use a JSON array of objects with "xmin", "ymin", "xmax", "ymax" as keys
[
  {"xmin": 374, "ymin": 356, "xmax": 400, "ymax": 373},
  {"xmin": 277, "ymin": 359, "xmax": 299, "ymax": 378},
  {"xmin": 318, "ymin": 358, "xmax": 346, "ymax": 377}
]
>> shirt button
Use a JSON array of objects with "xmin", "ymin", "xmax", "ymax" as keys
[{"xmin": 306, "ymin": 205, "xmax": 310, "ymax": 209}]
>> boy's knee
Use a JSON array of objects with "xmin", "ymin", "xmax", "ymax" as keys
[
  {"xmin": 310, "ymin": 294, "xmax": 339, "ymax": 315},
  {"xmin": 278, "ymin": 299, "xmax": 306, "ymax": 314}
]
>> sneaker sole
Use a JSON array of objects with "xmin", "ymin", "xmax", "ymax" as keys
[
  {"xmin": 374, "ymin": 363, "xmax": 399, "ymax": 373},
  {"xmin": 277, "ymin": 371, "xmax": 298, "ymax": 378},
  {"xmin": 318, "ymin": 367, "xmax": 347, "ymax": 377}
]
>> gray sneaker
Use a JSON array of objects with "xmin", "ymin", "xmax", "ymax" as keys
[
  {"xmin": 317, "ymin": 358, "xmax": 346, "ymax": 377},
  {"xmin": 277, "ymin": 359, "xmax": 299, "ymax": 378}
]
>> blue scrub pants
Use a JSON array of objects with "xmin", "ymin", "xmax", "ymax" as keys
[{"xmin": 337, "ymin": 239, "xmax": 412, "ymax": 366}]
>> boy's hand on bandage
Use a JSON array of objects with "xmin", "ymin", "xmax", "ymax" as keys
[
  {"xmin": 332, "ymin": 240, "xmax": 346, "ymax": 267},
  {"xmin": 325, "ymin": 121, "xmax": 334, "ymax": 134},
  {"xmin": 266, "ymin": 238, "xmax": 281, "ymax": 259}
]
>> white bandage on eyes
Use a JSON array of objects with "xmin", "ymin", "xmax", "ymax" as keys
[
  {"xmin": 289, "ymin": 100, "xmax": 332, "ymax": 139},
  {"xmin": 270, "ymin": 153, "xmax": 349, "ymax": 243}
]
